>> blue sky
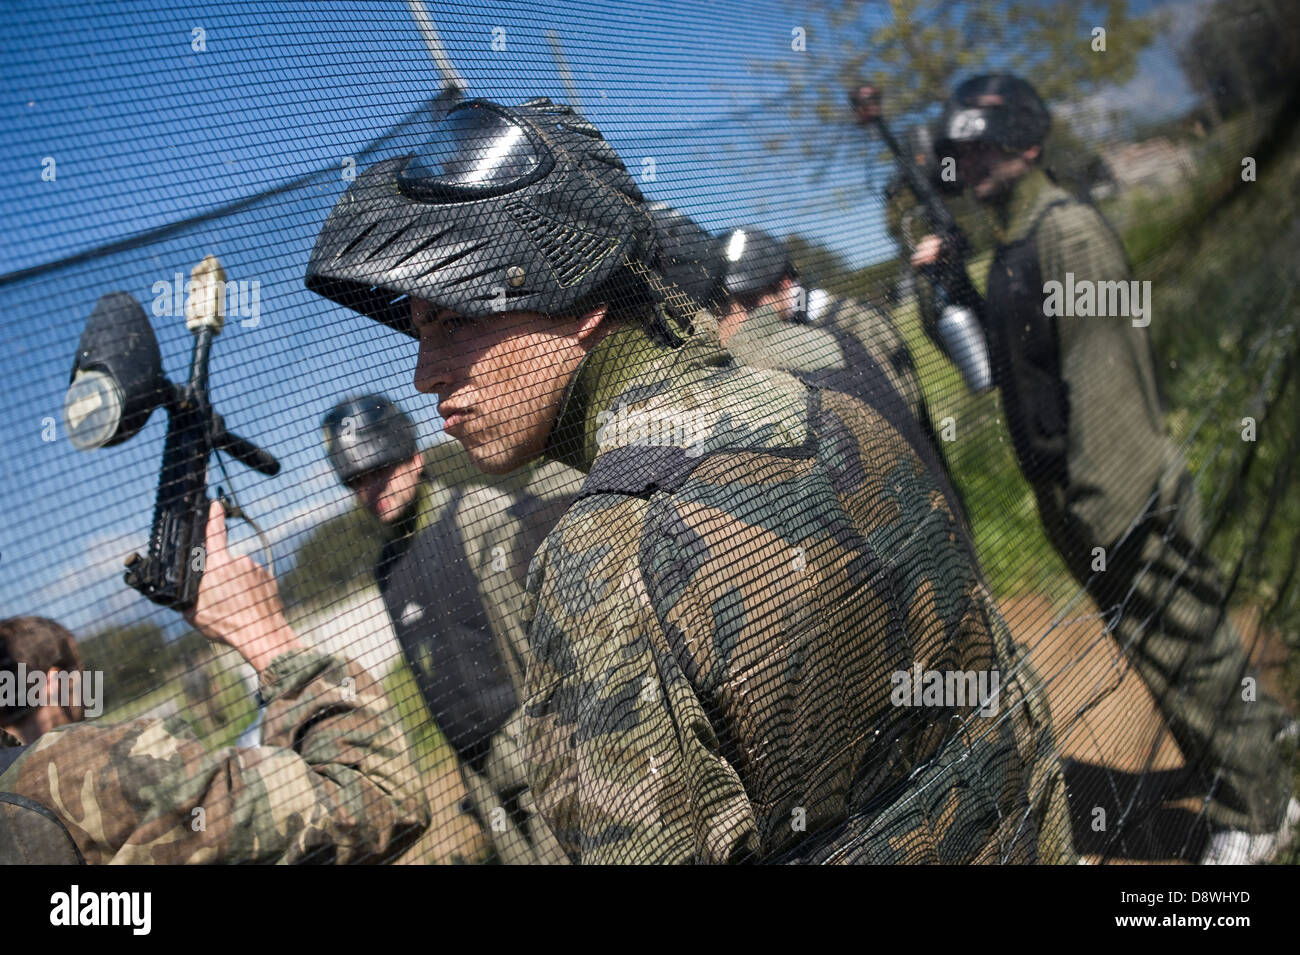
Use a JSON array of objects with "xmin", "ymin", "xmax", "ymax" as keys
[{"xmin": 0, "ymin": 0, "xmax": 1204, "ymax": 635}]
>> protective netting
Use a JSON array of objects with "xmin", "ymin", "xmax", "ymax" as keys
[{"xmin": 1, "ymin": 0, "xmax": 1297, "ymax": 865}]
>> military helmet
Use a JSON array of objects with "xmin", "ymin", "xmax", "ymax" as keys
[
  {"xmin": 322, "ymin": 395, "xmax": 417, "ymax": 485},
  {"xmin": 305, "ymin": 97, "xmax": 656, "ymax": 338},
  {"xmin": 935, "ymin": 74, "xmax": 1050, "ymax": 157},
  {"xmin": 716, "ymin": 227, "xmax": 796, "ymax": 299},
  {"xmin": 644, "ymin": 202, "xmax": 726, "ymax": 310}
]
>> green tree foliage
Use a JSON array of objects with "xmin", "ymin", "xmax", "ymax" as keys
[
  {"xmin": 280, "ymin": 504, "xmax": 388, "ymax": 608},
  {"xmin": 79, "ymin": 621, "xmax": 168, "ymax": 707},
  {"xmin": 1179, "ymin": 0, "xmax": 1300, "ymax": 123},
  {"xmin": 766, "ymin": 0, "xmax": 1163, "ymax": 152},
  {"xmin": 1136, "ymin": 123, "xmax": 1300, "ymax": 635}
]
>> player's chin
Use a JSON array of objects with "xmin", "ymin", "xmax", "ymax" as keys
[
  {"xmin": 474, "ymin": 436, "xmax": 542, "ymax": 475},
  {"xmin": 458, "ymin": 437, "xmax": 508, "ymax": 475}
]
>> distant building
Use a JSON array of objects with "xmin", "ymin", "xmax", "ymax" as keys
[{"xmin": 1096, "ymin": 137, "xmax": 1198, "ymax": 194}]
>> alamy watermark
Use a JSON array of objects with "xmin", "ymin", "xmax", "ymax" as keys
[
  {"xmin": 596, "ymin": 402, "xmax": 709, "ymax": 457},
  {"xmin": 0, "ymin": 664, "xmax": 103, "ymax": 718},
  {"xmin": 1043, "ymin": 272, "xmax": 1151, "ymax": 327},
  {"xmin": 49, "ymin": 885, "xmax": 150, "ymax": 935},
  {"xmin": 152, "ymin": 272, "xmax": 261, "ymax": 327},
  {"xmin": 890, "ymin": 663, "xmax": 1001, "ymax": 716}
]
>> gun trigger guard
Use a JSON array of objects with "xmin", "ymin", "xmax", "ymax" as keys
[{"xmin": 216, "ymin": 487, "xmax": 245, "ymax": 524}]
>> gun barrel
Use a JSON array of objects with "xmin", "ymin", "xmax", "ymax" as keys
[
  {"xmin": 870, "ymin": 116, "xmax": 958, "ymax": 237},
  {"xmin": 218, "ymin": 426, "xmax": 280, "ymax": 477}
]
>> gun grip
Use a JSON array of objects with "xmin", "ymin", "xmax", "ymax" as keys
[{"xmin": 122, "ymin": 493, "xmax": 211, "ymax": 612}]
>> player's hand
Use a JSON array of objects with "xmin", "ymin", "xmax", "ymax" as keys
[
  {"xmin": 910, "ymin": 233, "xmax": 944, "ymax": 268},
  {"xmin": 185, "ymin": 499, "xmax": 304, "ymax": 675}
]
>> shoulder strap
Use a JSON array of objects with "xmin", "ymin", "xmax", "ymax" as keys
[
  {"xmin": 577, "ymin": 444, "xmax": 702, "ymax": 499},
  {"xmin": 0, "ymin": 790, "xmax": 86, "ymax": 864},
  {"xmin": 1024, "ymin": 198, "xmax": 1074, "ymax": 243},
  {"xmin": 577, "ymin": 390, "xmax": 822, "ymax": 500},
  {"xmin": 818, "ymin": 302, "xmax": 875, "ymax": 375},
  {"xmin": 0, "ymin": 741, "xmax": 27, "ymax": 776}
]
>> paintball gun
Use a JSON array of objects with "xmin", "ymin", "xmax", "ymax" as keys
[
  {"xmin": 62, "ymin": 255, "xmax": 280, "ymax": 612},
  {"xmin": 850, "ymin": 84, "xmax": 993, "ymax": 393}
]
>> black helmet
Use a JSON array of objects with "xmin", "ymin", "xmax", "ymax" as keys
[
  {"xmin": 644, "ymin": 202, "xmax": 726, "ymax": 310},
  {"xmin": 716, "ymin": 227, "xmax": 795, "ymax": 299},
  {"xmin": 305, "ymin": 97, "xmax": 655, "ymax": 338},
  {"xmin": 322, "ymin": 395, "xmax": 417, "ymax": 485},
  {"xmin": 935, "ymin": 74, "xmax": 1050, "ymax": 157}
]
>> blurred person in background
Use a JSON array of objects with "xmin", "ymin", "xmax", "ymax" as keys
[
  {"xmin": 912, "ymin": 72, "xmax": 1297, "ymax": 864},
  {"xmin": 0, "ymin": 616, "xmax": 88, "ymax": 744},
  {"xmin": 0, "ymin": 520, "xmax": 429, "ymax": 864},
  {"xmin": 322, "ymin": 394, "xmax": 575, "ymax": 864}
]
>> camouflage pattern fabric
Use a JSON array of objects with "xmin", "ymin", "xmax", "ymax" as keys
[
  {"xmin": 520, "ymin": 312, "xmax": 1075, "ymax": 863},
  {"xmin": 726, "ymin": 299, "xmax": 933, "ymax": 434},
  {"xmin": 0, "ymin": 649, "xmax": 429, "ymax": 864},
  {"xmin": 993, "ymin": 168, "xmax": 1291, "ymax": 833}
]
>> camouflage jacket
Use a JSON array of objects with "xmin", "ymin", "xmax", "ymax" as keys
[
  {"xmin": 726, "ymin": 299, "xmax": 936, "ymax": 454},
  {"xmin": 991, "ymin": 168, "xmax": 1175, "ymax": 550},
  {"xmin": 0, "ymin": 649, "xmax": 429, "ymax": 864},
  {"xmin": 521, "ymin": 315, "xmax": 1071, "ymax": 864}
]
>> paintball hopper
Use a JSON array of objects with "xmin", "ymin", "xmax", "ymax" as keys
[{"xmin": 63, "ymin": 293, "xmax": 168, "ymax": 451}]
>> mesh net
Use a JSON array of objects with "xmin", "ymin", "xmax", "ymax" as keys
[{"xmin": 1, "ymin": 0, "xmax": 1297, "ymax": 865}]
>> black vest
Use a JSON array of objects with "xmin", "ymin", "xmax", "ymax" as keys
[
  {"xmin": 984, "ymin": 200, "xmax": 1073, "ymax": 485},
  {"xmin": 376, "ymin": 486, "xmax": 518, "ymax": 767}
]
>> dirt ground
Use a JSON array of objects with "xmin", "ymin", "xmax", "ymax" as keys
[{"xmin": 1001, "ymin": 594, "xmax": 1295, "ymax": 864}]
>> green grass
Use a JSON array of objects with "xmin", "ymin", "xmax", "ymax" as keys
[{"xmin": 381, "ymin": 658, "xmax": 459, "ymax": 778}]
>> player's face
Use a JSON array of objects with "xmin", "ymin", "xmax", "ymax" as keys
[
  {"xmin": 955, "ymin": 141, "xmax": 1033, "ymax": 200},
  {"xmin": 410, "ymin": 301, "xmax": 592, "ymax": 475},
  {"xmin": 348, "ymin": 453, "xmax": 422, "ymax": 523}
]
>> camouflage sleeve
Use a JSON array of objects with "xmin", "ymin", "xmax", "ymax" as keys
[
  {"xmin": 1, "ymin": 649, "xmax": 429, "ymax": 864},
  {"xmin": 521, "ymin": 494, "xmax": 758, "ymax": 864},
  {"xmin": 1037, "ymin": 203, "xmax": 1169, "ymax": 545}
]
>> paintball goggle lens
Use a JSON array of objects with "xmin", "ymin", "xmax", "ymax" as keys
[{"xmin": 398, "ymin": 103, "xmax": 549, "ymax": 200}]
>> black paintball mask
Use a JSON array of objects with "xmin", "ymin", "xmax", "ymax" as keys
[
  {"xmin": 934, "ymin": 73, "xmax": 1051, "ymax": 164},
  {"xmin": 322, "ymin": 395, "xmax": 418, "ymax": 487},
  {"xmin": 305, "ymin": 97, "xmax": 673, "ymax": 342},
  {"xmin": 909, "ymin": 123, "xmax": 964, "ymax": 198}
]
